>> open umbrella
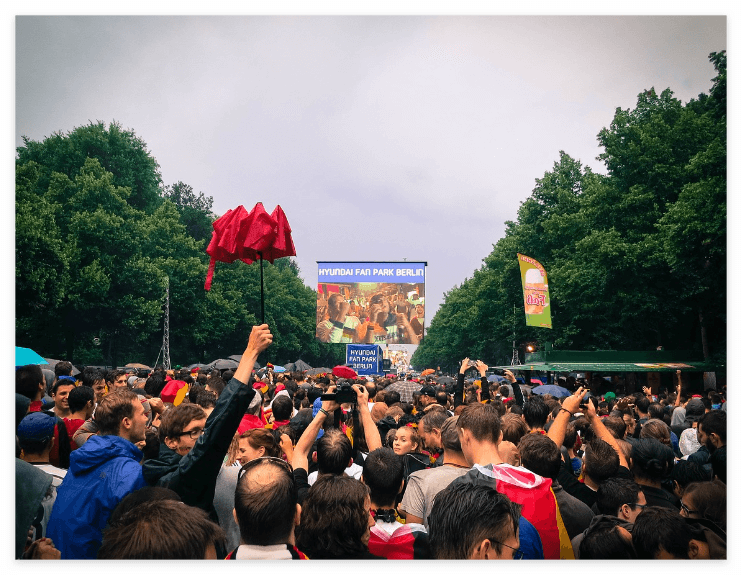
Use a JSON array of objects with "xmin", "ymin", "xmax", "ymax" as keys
[
  {"xmin": 487, "ymin": 374, "xmax": 506, "ymax": 382},
  {"xmin": 43, "ymin": 358, "xmax": 81, "ymax": 376},
  {"xmin": 420, "ymin": 368, "xmax": 435, "ymax": 377},
  {"xmin": 16, "ymin": 347, "xmax": 48, "ymax": 367},
  {"xmin": 531, "ymin": 384, "xmax": 571, "ymax": 399},
  {"xmin": 204, "ymin": 203, "xmax": 296, "ymax": 323},
  {"xmin": 204, "ymin": 358, "xmax": 240, "ymax": 371},
  {"xmin": 284, "ymin": 359, "xmax": 312, "ymax": 372},
  {"xmin": 125, "ymin": 362, "xmax": 151, "ymax": 370}
]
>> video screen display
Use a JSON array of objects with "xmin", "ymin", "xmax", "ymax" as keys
[{"xmin": 316, "ymin": 261, "xmax": 426, "ymax": 345}]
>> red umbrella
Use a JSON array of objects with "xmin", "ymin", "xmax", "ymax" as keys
[{"xmin": 204, "ymin": 203, "xmax": 296, "ymax": 323}]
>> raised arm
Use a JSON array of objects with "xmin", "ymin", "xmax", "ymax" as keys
[
  {"xmin": 547, "ymin": 387, "xmax": 587, "ymax": 448},
  {"xmin": 234, "ymin": 324, "xmax": 274, "ymax": 384},
  {"xmin": 291, "ymin": 387, "xmax": 339, "ymax": 473},
  {"xmin": 476, "ymin": 361, "xmax": 490, "ymax": 402},
  {"xmin": 585, "ymin": 397, "xmax": 629, "ymax": 468},
  {"xmin": 353, "ymin": 383, "xmax": 381, "ymax": 451},
  {"xmin": 454, "ymin": 358, "xmax": 468, "ymax": 408},
  {"xmin": 503, "ymin": 369, "xmax": 524, "ymax": 407},
  {"xmin": 674, "ymin": 370, "xmax": 682, "ymax": 408}
]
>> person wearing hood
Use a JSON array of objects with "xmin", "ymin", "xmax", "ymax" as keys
[{"xmin": 45, "ymin": 389, "xmax": 149, "ymax": 559}]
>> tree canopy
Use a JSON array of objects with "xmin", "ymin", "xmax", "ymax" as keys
[
  {"xmin": 412, "ymin": 52, "xmax": 726, "ymax": 370},
  {"xmin": 16, "ymin": 122, "xmax": 344, "ymax": 368}
]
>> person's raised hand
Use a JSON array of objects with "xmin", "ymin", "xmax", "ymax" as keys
[
  {"xmin": 148, "ymin": 397, "xmax": 164, "ymax": 415},
  {"xmin": 476, "ymin": 360, "xmax": 488, "ymax": 375},
  {"xmin": 460, "ymin": 358, "xmax": 470, "ymax": 374},
  {"xmin": 502, "ymin": 369, "xmax": 516, "ymax": 383},
  {"xmin": 562, "ymin": 386, "xmax": 587, "ymax": 415},
  {"xmin": 616, "ymin": 397, "xmax": 632, "ymax": 411},
  {"xmin": 246, "ymin": 324, "xmax": 273, "ymax": 355},
  {"xmin": 279, "ymin": 433, "xmax": 293, "ymax": 455},
  {"xmin": 585, "ymin": 394, "xmax": 598, "ymax": 419},
  {"xmin": 352, "ymin": 383, "xmax": 369, "ymax": 405},
  {"xmin": 321, "ymin": 385, "xmax": 340, "ymax": 413}
]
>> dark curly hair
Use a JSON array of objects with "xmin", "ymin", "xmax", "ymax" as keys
[{"xmin": 295, "ymin": 474, "xmax": 370, "ymax": 559}]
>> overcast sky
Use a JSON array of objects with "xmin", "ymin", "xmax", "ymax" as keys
[{"xmin": 13, "ymin": 8, "xmax": 727, "ymax": 324}]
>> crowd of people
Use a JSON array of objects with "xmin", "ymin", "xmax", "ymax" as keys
[
  {"xmin": 316, "ymin": 290, "xmax": 424, "ymax": 344},
  {"xmin": 16, "ymin": 325, "xmax": 727, "ymax": 560}
]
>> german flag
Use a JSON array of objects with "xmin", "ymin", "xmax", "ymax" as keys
[{"xmin": 457, "ymin": 464, "xmax": 574, "ymax": 559}]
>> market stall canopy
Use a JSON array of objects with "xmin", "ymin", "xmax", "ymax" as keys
[{"xmin": 493, "ymin": 350, "xmax": 723, "ymax": 373}]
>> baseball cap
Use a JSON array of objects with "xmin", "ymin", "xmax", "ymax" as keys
[{"xmin": 17, "ymin": 412, "xmax": 56, "ymax": 444}]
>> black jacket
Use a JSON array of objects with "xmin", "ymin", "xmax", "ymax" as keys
[{"xmin": 142, "ymin": 376, "xmax": 256, "ymax": 516}]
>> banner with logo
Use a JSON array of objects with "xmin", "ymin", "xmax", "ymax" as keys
[
  {"xmin": 517, "ymin": 253, "xmax": 552, "ymax": 329},
  {"xmin": 316, "ymin": 261, "xmax": 426, "ymax": 344}
]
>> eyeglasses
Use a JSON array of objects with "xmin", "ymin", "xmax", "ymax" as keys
[
  {"xmin": 680, "ymin": 501, "xmax": 699, "ymax": 515},
  {"xmin": 237, "ymin": 456, "xmax": 293, "ymax": 483},
  {"xmin": 175, "ymin": 427, "xmax": 204, "ymax": 440},
  {"xmin": 631, "ymin": 503, "xmax": 647, "ymax": 510},
  {"xmin": 490, "ymin": 539, "xmax": 524, "ymax": 560}
]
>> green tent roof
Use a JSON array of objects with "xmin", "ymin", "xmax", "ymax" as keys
[{"xmin": 493, "ymin": 350, "xmax": 722, "ymax": 373}]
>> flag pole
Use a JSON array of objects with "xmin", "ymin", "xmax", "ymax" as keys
[{"xmin": 258, "ymin": 251, "xmax": 265, "ymax": 324}]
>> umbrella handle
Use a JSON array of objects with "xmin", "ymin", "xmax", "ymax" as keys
[{"xmin": 258, "ymin": 252, "xmax": 264, "ymax": 324}]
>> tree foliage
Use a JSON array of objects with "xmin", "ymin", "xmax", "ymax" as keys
[
  {"xmin": 413, "ymin": 52, "xmax": 726, "ymax": 369},
  {"xmin": 16, "ymin": 122, "xmax": 337, "ymax": 368}
]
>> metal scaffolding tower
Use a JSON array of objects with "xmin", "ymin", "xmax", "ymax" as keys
[
  {"xmin": 511, "ymin": 304, "xmax": 521, "ymax": 366},
  {"xmin": 160, "ymin": 276, "xmax": 171, "ymax": 370}
]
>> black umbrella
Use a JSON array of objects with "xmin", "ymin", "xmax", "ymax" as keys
[
  {"xmin": 204, "ymin": 358, "xmax": 239, "ymax": 371},
  {"xmin": 43, "ymin": 358, "xmax": 81, "ymax": 376},
  {"xmin": 284, "ymin": 359, "xmax": 312, "ymax": 372}
]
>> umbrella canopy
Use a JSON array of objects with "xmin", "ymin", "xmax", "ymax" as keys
[
  {"xmin": 530, "ymin": 378, "xmax": 545, "ymax": 385},
  {"xmin": 272, "ymin": 365, "xmax": 286, "ymax": 373},
  {"xmin": 306, "ymin": 367, "xmax": 331, "ymax": 376},
  {"xmin": 16, "ymin": 347, "xmax": 48, "ymax": 367},
  {"xmin": 384, "ymin": 379, "xmax": 422, "ymax": 403},
  {"xmin": 125, "ymin": 362, "xmax": 151, "ymax": 370},
  {"xmin": 187, "ymin": 363, "xmax": 207, "ymax": 370},
  {"xmin": 204, "ymin": 203, "xmax": 296, "ymax": 290},
  {"xmin": 204, "ymin": 358, "xmax": 239, "ymax": 371},
  {"xmin": 284, "ymin": 359, "xmax": 312, "ymax": 372},
  {"xmin": 487, "ymin": 374, "xmax": 506, "ymax": 382},
  {"xmin": 228, "ymin": 355, "xmax": 243, "ymax": 362},
  {"xmin": 420, "ymin": 368, "xmax": 435, "ymax": 377},
  {"xmin": 531, "ymin": 384, "xmax": 572, "ymax": 399},
  {"xmin": 43, "ymin": 358, "xmax": 81, "ymax": 376},
  {"xmin": 435, "ymin": 375, "xmax": 454, "ymax": 385}
]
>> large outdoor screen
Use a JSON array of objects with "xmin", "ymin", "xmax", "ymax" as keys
[{"xmin": 316, "ymin": 261, "xmax": 426, "ymax": 345}]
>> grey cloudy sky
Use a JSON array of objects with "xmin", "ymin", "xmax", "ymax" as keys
[{"xmin": 14, "ymin": 11, "xmax": 727, "ymax": 320}]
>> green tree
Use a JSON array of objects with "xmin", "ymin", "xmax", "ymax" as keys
[
  {"xmin": 162, "ymin": 181, "xmax": 216, "ymax": 243},
  {"xmin": 17, "ymin": 121, "xmax": 163, "ymax": 213}
]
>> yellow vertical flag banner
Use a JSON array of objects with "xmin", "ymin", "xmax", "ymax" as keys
[{"xmin": 517, "ymin": 253, "xmax": 552, "ymax": 329}]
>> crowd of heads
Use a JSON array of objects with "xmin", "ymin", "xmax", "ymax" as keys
[{"xmin": 16, "ymin": 356, "xmax": 727, "ymax": 560}]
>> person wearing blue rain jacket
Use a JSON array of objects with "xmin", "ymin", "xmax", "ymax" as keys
[{"xmin": 45, "ymin": 389, "xmax": 149, "ymax": 559}]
